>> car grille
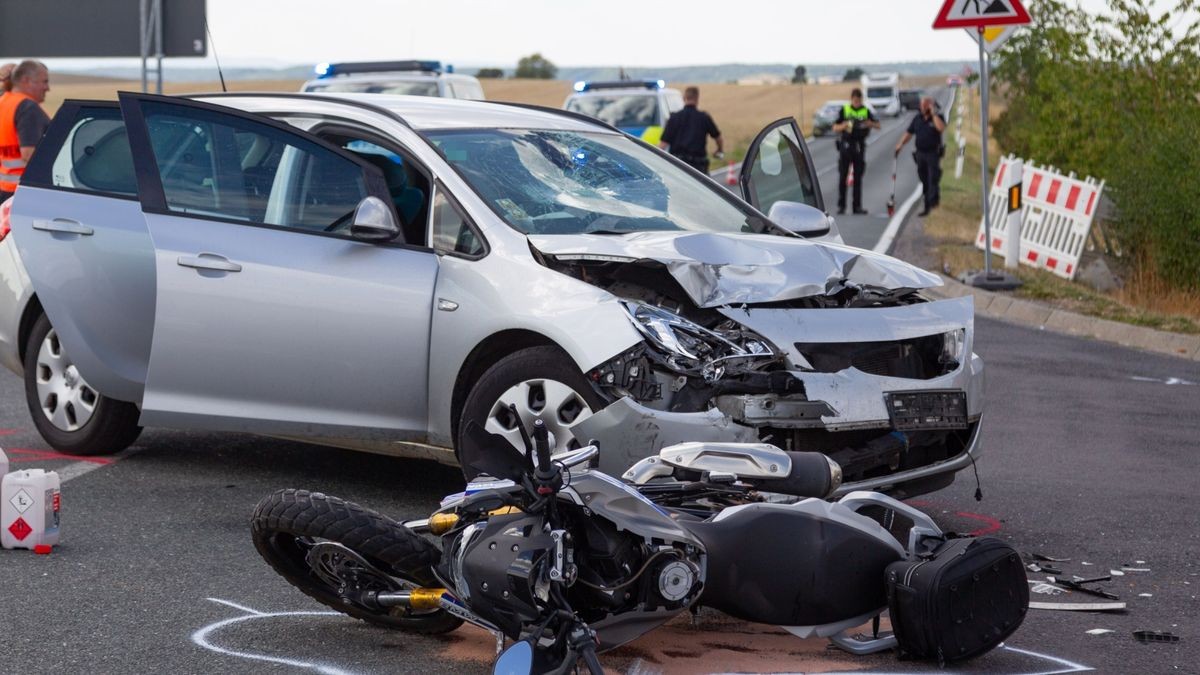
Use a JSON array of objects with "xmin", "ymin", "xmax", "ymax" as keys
[{"xmin": 795, "ymin": 334, "xmax": 952, "ymax": 379}]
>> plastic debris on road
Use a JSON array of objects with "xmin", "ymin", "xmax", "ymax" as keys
[{"xmin": 1133, "ymin": 631, "xmax": 1181, "ymax": 644}]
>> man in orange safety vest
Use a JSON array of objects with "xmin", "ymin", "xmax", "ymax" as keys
[{"xmin": 0, "ymin": 60, "xmax": 51, "ymax": 202}]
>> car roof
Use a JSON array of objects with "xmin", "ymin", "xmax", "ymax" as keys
[{"xmin": 193, "ymin": 92, "xmax": 613, "ymax": 133}]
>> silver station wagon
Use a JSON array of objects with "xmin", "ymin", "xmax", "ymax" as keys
[{"xmin": 0, "ymin": 92, "xmax": 983, "ymax": 496}]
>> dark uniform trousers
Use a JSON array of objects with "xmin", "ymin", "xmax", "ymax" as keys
[
  {"xmin": 673, "ymin": 153, "xmax": 709, "ymax": 174},
  {"xmin": 837, "ymin": 142, "xmax": 865, "ymax": 211},
  {"xmin": 915, "ymin": 151, "xmax": 942, "ymax": 210}
]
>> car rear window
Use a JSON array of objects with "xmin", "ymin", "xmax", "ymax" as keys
[
  {"xmin": 565, "ymin": 94, "xmax": 659, "ymax": 128},
  {"xmin": 306, "ymin": 80, "xmax": 441, "ymax": 97}
]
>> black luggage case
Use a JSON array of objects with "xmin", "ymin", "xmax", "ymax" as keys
[{"xmin": 885, "ymin": 536, "xmax": 1028, "ymax": 663}]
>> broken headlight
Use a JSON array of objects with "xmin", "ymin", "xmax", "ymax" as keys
[
  {"xmin": 940, "ymin": 328, "xmax": 966, "ymax": 367},
  {"xmin": 620, "ymin": 301, "xmax": 775, "ymax": 381}
]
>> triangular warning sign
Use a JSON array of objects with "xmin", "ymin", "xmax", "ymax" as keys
[{"xmin": 933, "ymin": 0, "xmax": 1031, "ymax": 29}]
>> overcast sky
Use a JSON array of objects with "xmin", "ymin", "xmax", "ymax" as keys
[{"xmin": 38, "ymin": 0, "xmax": 1191, "ymax": 70}]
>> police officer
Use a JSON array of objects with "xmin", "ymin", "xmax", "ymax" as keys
[
  {"xmin": 659, "ymin": 86, "xmax": 724, "ymax": 173},
  {"xmin": 895, "ymin": 96, "xmax": 946, "ymax": 217},
  {"xmin": 832, "ymin": 88, "xmax": 880, "ymax": 215},
  {"xmin": 0, "ymin": 60, "xmax": 51, "ymax": 202}
]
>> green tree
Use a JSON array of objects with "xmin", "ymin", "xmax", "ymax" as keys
[
  {"xmin": 792, "ymin": 65, "xmax": 808, "ymax": 84},
  {"xmin": 514, "ymin": 53, "xmax": 557, "ymax": 79},
  {"xmin": 991, "ymin": 0, "xmax": 1200, "ymax": 290},
  {"xmin": 475, "ymin": 68, "xmax": 504, "ymax": 79},
  {"xmin": 842, "ymin": 67, "xmax": 864, "ymax": 82}
]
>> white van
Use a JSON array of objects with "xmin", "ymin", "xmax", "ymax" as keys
[
  {"xmin": 860, "ymin": 72, "xmax": 901, "ymax": 117},
  {"xmin": 302, "ymin": 60, "xmax": 485, "ymax": 100}
]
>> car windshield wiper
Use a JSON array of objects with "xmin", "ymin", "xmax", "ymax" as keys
[{"xmin": 580, "ymin": 229, "xmax": 636, "ymax": 236}]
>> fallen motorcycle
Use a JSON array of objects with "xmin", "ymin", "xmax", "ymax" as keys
[{"xmin": 251, "ymin": 422, "xmax": 1027, "ymax": 673}]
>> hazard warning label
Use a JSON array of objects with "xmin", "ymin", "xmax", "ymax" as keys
[
  {"xmin": 9, "ymin": 488, "xmax": 33, "ymax": 514},
  {"xmin": 8, "ymin": 516, "xmax": 32, "ymax": 541},
  {"xmin": 934, "ymin": 0, "xmax": 1031, "ymax": 29}
]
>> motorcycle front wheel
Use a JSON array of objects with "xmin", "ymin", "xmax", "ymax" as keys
[{"xmin": 251, "ymin": 489, "xmax": 462, "ymax": 634}]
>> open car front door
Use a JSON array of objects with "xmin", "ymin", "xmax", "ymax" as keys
[
  {"xmin": 739, "ymin": 118, "xmax": 840, "ymax": 242},
  {"xmin": 118, "ymin": 92, "xmax": 440, "ymax": 440}
]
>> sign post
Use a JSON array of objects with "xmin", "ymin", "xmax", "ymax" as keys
[{"xmin": 934, "ymin": 0, "xmax": 1030, "ymax": 290}]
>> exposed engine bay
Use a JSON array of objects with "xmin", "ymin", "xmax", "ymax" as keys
[{"xmin": 531, "ymin": 233, "xmax": 982, "ymax": 493}]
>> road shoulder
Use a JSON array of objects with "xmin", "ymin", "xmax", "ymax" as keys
[{"xmin": 884, "ymin": 197, "xmax": 1200, "ymax": 363}]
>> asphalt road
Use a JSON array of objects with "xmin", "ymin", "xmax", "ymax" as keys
[
  {"xmin": 1, "ymin": 312, "xmax": 1196, "ymax": 673},
  {"xmin": 714, "ymin": 88, "xmax": 953, "ymax": 250}
]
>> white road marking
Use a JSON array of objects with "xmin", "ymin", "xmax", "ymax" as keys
[
  {"xmin": 872, "ymin": 185, "xmax": 923, "ymax": 255},
  {"xmin": 192, "ymin": 598, "xmax": 357, "ymax": 675},
  {"xmin": 1129, "ymin": 375, "xmax": 1196, "ymax": 386},
  {"xmin": 58, "ymin": 446, "xmax": 145, "ymax": 484}
]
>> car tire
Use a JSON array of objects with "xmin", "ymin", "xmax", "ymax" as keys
[
  {"xmin": 23, "ymin": 313, "xmax": 142, "ymax": 456},
  {"xmin": 458, "ymin": 345, "xmax": 605, "ymax": 460}
]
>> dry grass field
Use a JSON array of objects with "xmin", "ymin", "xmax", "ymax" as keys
[{"xmin": 43, "ymin": 74, "xmax": 946, "ymax": 159}]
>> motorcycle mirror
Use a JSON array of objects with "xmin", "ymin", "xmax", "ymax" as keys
[{"xmin": 492, "ymin": 639, "xmax": 535, "ymax": 675}]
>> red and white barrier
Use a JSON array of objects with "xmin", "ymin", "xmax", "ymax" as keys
[{"xmin": 975, "ymin": 155, "xmax": 1105, "ymax": 280}]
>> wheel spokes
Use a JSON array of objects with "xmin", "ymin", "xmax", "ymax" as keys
[
  {"xmin": 485, "ymin": 378, "xmax": 595, "ymax": 454},
  {"xmin": 33, "ymin": 329, "xmax": 99, "ymax": 432}
]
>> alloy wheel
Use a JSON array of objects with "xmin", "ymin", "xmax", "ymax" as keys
[
  {"xmin": 485, "ymin": 378, "xmax": 594, "ymax": 454},
  {"xmin": 35, "ymin": 328, "xmax": 98, "ymax": 432}
]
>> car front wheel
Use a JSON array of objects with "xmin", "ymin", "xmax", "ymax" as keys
[
  {"xmin": 23, "ymin": 314, "xmax": 142, "ymax": 456},
  {"xmin": 458, "ymin": 346, "xmax": 604, "ymax": 461}
]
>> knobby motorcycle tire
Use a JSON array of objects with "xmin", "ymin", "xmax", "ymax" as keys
[{"xmin": 251, "ymin": 489, "xmax": 463, "ymax": 634}]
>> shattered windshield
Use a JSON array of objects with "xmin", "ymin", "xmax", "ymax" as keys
[
  {"xmin": 426, "ymin": 129, "xmax": 774, "ymax": 236},
  {"xmin": 565, "ymin": 95, "xmax": 659, "ymax": 128}
]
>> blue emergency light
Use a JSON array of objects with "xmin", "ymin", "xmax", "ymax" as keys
[
  {"xmin": 574, "ymin": 79, "xmax": 665, "ymax": 92},
  {"xmin": 314, "ymin": 60, "xmax": 444, "ymax": 78}
]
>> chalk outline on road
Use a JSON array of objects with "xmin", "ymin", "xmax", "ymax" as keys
[
  {"xmin": 192, "ymin": 598, "xmax": 355, "ymax": 675},
  {"xmin": 193, "ymin": 597, "xmax": 1091, "ymax": 675}
]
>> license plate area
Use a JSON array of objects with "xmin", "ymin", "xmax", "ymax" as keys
[{"xmin": 885, "ymin": 390, "xmax": 968, "ymax": 431}]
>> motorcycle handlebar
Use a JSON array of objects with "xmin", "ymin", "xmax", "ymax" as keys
[
  {"xmin": 748, "ymin": 451, "xmax": 842, "ymax": 499},
  {"xmin": 531, "ymin": 419, "xmax": 553, "ymax": 475}
]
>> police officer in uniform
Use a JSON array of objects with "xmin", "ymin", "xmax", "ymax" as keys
[
  {"xmin": 895, "ymin": 96, "xmax": 947, "ymax": 216},
  {"xmin": 832, "ymin": 88, "xmax": 880, "ymax": 214},
  {"xmin": 659, "ymin": 86, "xmax": 724, "ymax": 173}
]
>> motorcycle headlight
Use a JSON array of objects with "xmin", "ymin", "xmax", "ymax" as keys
[
  {"xmin": 620, "ymin": 301, "xmax": 774, "ymax": 378},
  {"xmin": 940, "ymin": 328, "xmax": 966, "ymax": 366}
]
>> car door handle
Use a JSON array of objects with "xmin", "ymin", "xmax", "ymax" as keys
[
  {"xmin": 32, "ymin": 218, "xmax": 94, "ymax": 236},
  {"xmin": 177, "ymin": 254, "xmax": 242, "ymax": 273}
]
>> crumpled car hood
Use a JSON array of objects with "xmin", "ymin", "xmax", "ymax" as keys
[{"xmin": 529, "ymin": 231, "xmax": 942, "ymax": 308}]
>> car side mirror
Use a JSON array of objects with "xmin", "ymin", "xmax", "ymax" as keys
[
  {"xmin": 767, "ymin": 200, "xmax": 841, "ymax": 242},
  {"xmin": 350, "ymin": 196, "xmax": 401, "ymax": 243}
]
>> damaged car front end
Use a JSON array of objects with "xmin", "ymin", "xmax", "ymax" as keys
[{"xmin": 533, "ymin": 232, "xmax": 983, "ymax": 497}]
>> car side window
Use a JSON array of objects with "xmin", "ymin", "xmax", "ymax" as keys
[
  {"xmin": 431, "ymin": 186, "xmax": 485, "ymax": 257},
  {"xmin": 140, "ymin": 101, "xmax": 369, "ymax": 232},
  {"xmin": 746, "ymin": 122, "xmax": 819, "ymax": 213},
  {"xmin": 48, "ymin": 108, "xmax": 137, "ymax": 197}
]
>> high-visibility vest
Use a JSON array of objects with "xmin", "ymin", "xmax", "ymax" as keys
[
  {"xmin": 842, "ymin": 103, "xmax": 870, "ymax": 121},
  {"xmin": 0, "ymin": 91, "xmax": 34, "ymax": 193}
]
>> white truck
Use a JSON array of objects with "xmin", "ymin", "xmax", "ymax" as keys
[{"xmin": 860, "ymin": 72, "xmax": 902, "ymax": 117}]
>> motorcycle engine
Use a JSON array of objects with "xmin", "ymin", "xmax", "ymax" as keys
[{"xmin": 444, "ymin": 511, "xmax": 556, "ymax": 638}]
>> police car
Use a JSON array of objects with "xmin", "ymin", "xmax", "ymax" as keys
[
  {"xmin": 563, "ymin": 80, "xmax": 683, "ymax": 146},
  {"xmin": 301, "ymin": 60, "xmax": 486, "ymax": 100}
]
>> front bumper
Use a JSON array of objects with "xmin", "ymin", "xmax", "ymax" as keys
[
  {"xmin": 575, "ymin": 396, "xmax": 983, "ymax": 496},
  {"xmin": 578, "ymin": 296, "xmax": 984, "ymax": 496}
]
